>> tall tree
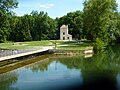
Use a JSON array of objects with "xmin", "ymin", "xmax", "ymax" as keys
[
  {"xmin": 116, "ymin": 12, "xmax": 120, "ymax": 42},
  {"xmin": 30, "ymin": 11, "xmax": 57, "ymax": 41},
  {"xmin": 14, "ymin": 15, "xmax": 32, "ymax": 42},
  {"xmin": 30, "ymin": 11, "xmax": 47, "ymax": 41},
  {"xmin": 0, "ymin": 0, "xmax": 18, "ymax": 42},
  {"xmin": 83, "ymin": 0, "xmax": 118, "ymax": 50},
  {"xmin": 8, "ymin": 16, "xmax": 19, "ymax": 41}
]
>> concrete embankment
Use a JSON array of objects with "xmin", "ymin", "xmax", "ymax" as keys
[
  {"xmin": 0, "ymin": 54, "xmax": 52, "ymax": 74},
  {"xmin": 49, "ymin": 49, "xmax": 93, "ymax": 55},
  {"xmin": 0, "ymin": 46, "xmax": 53, "ymax": 62}
]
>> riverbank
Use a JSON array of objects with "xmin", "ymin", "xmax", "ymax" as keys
[
  {"xmin": 0, "ymin": 40, "xmax": 93, "ymax": 50},
  {"xmin": 0, "ymin": 40, "xmax": 94, "ymax": 74},
  {"xmin": 0, "ymin": 40, "xmax": 52, "ymax": 50},
  {"xmin": 0, "ymin": 54, "xmax": 52, "ymax": 74},
  {"xmin": 0, "ymin": 40, "xmax": 93, "ymax": 67},
  {"xmin": 50, "ymin": 49, "xmax": 93, "ymax": 55},
  {"xmin": 51, "ymin": 40, "xmax": 93, "ymax": 54},
  {"xmin": 0, "ymin": 40, "xmax": 93, "ymax": 60}
]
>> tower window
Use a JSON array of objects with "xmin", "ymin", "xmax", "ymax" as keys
[{"xmin": 63, "ymin": 32, "xmax": 65, "ymax": 35}]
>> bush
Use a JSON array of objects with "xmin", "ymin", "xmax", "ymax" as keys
[{"xmin": 94, "ymin": 38, "xmax": 106, "ymax": 52}]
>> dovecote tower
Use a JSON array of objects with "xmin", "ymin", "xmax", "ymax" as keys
[{"xmin": 60, "ymin": 25, "xmax": 72, "ymax": 41}]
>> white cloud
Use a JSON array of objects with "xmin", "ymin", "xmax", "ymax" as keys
[
  {"xmin": 116, "ymin": 0, "xmax": 120, "ymax": 6},
  {"xmin": 116, "ymin": 0, "xmax": 120, "ymax": 4},
  {"xmin": 116, "ymin": 0, "xmax": 120, "ymax": 11},
  {"xmin": 36, "ymin": 3, "xmax": 54, "ymax": 9}
]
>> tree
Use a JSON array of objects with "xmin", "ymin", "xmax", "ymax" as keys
[
  {"xmin": 83, "ymin": 0, "xmax": 118, "ymax": 51},
  {"xmin": 56, "ymin": 11, "xmax": 83, "ymax": 40},
  {"xmin": 14, "ymin": 15, "xmax": 32, "ymax": 42},
  {"xmin": 0, "ymin": 0, "xmax": 18, "ymax": 42},
  {"xmin": 116, "ymin": 12, "xmax": 120, "ymax": 43},
  {"xmin": 30, "ymin": 11, "xmax": 48, "ymax": 41},
  {"xmin": 8, "ymin": 16, "xmax": 19, "ymax": 41},
  {"xmin": 30, "ymin": 11, "xmax": 57, "ymax": 41}
]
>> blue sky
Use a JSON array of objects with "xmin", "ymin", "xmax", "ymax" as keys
[{"xmin": 13, "ymin": 0, "xmax": 120, "ymax": 19}]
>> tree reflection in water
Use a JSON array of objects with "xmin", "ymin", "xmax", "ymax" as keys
[
  {"xmin": 50, "ymin": 45, "xmax": 120, "ymax": 90},
  {"xmin": 22, "ymin": 45, "xmax": 120, "ymax": 90},
  {"xmin": 0, "ymin": 71, "xmax": 18, "ymax": 90},
  {"xmin": 26, "ymin": 59, "xmax": 54, "ymax": 72},
  {"xmin": 0, "ymin": 45, "xmax": 120, "ymax": 90}
]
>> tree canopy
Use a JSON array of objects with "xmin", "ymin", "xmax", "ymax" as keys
[
  {"xmin": 83, "ymin": 0, "xmax": 119, "ymax": 50},
  {"xmin": 0, "ymin": 0, "xmax": 18, "ymax": 42},
  {"xmin": 9, "ymin": 11, "xmax": 57, "ymax": 42}
]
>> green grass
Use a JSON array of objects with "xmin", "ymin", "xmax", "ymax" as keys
[
  {"xmin": 56, "ymin": 40, "xmax": 93, "ymax": 50},
  {"xmin": 0, "ymin": 40, "xmax": 93, "ymax": 50},
  {"xmin": 57, "ymin": 46, "xmax": 93, "ymax": 50},
  {"xmin": 20, "ymin": 40, "xmax": 52, "ymax": 46},
  {"xmin": 0, "ymin": 40, "xmax": 53, "ymax": 50}
]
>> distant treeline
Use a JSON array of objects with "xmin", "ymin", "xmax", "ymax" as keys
[
  {"xmin": 1, "ymin": 10, "xmax": 83, "ymax": 42},
  {"xmin": 9, "ymin": 10, "xmax": 83, "ymax": 42},
  {"xmin": 9, "ymin": 11, "xmax": 57, "ymax": 42}
]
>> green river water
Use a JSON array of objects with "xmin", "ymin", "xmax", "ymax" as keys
[{"xmin": 0, "ymin": 45, "xmax": 120, "ymax": 90}]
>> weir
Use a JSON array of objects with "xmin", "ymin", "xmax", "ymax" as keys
[
  {"xmin": 0, "ymin": 46, "xmax": 53, "ymax": 62},
  {"xmin": 0, "ymin": 46, "xmax": 93, "ymax": 62}
]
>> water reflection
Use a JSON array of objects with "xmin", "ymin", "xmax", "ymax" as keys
[
  {"xmin": 0, "ymin": 71, "xmax": 18, "ymax": 90},
  {"xmin": 0, "ymin": 45, "xmax": 120, "ymax": 90},
  {"xmin": 26, "ymin": 59, "xmax": 52, "ymax": 72},
  {"xmin": 10, "ymin": 61, "xmax": 83, "ymax": 90}
]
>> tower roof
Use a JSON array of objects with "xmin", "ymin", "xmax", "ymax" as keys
[{"xmin": 60, "ymin": 25, "xmax": 68, "ymax": 29}]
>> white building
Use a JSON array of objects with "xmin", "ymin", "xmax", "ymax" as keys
[{"xmin": 60, "ymin": 25, "xmax": 72, "ymax": 41}]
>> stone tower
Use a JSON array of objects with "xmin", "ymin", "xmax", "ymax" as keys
[{"xmin": 60, "ymin": 25, "xmax": 72, "ymax": 41}]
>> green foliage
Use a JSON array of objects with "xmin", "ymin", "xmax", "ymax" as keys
[
  {"xmin": 94, "ymin": 38, "xmax": 106, "ymax": 51},
  {"xmin": 116, "ymin": 12, "xmax": 120, "ymax": 42},
  {"xmin": 7, "ymin": 11, "xmax": 57, "ymax": 42},
  {"xmin": 13, "ymin": 15, "xmax": 32, "ymax": 42},
  {"xmin": 29, "ymin": 11, "xmax": 57, "ymax": 41},
  {"xmin": 83, "ymin": 0, "xmax": 118, "ymax": 51},
  {"xmin": 56, "ymin": 11, "xmax": 83, "ymax": 39},
  {"xmin": 0, "ymin": 0, "xmax": 18, "ymax": 13},
  {"xmin": 0, "ymin": 0, "xmax": 18, "ymax": 42}
]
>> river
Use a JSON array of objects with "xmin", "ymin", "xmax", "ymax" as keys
[{"xmin": 0, "ymin": 45, "xmax": 120, "ymax": 90}]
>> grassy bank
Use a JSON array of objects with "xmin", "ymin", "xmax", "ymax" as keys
[
  {"xmin": 0, "ymin": 40, "xmax": 93, "ymax": 50},
  {"xmin": 54, "ymin": 40, "xmax": 93, "ymax": 50},
  {"xmin": 0, "ymin": 40, "xmax": 52, "ymax": 50}
]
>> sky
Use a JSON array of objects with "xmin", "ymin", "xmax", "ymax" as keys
[{"xmin": 13, "ymin": 0, "xmax": 120, "ymax": 19}]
